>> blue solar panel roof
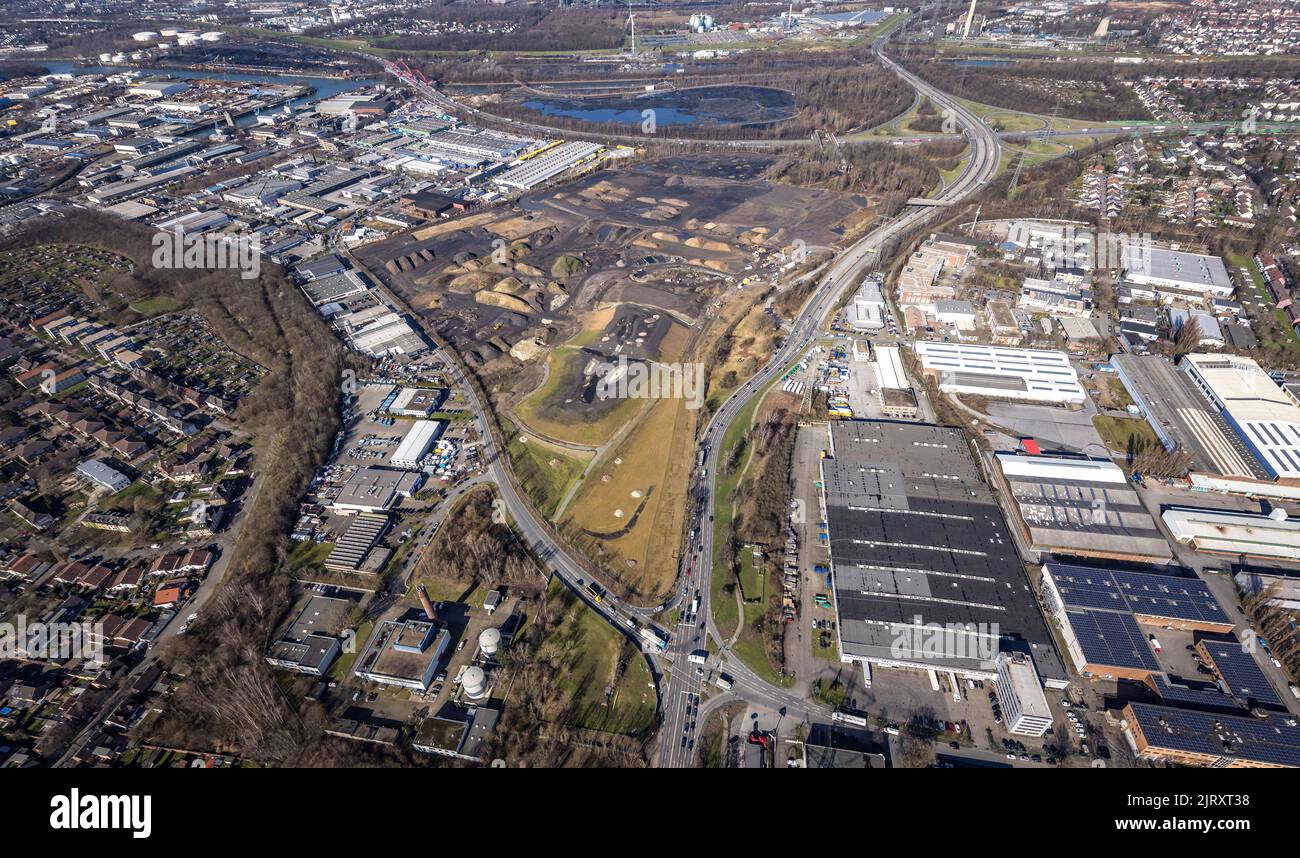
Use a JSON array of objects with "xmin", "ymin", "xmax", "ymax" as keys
[
  {"xmin": 1198, "ymin": 641, "xmax": 1285, "ymax": 709},
  {"xmin": 1049, "ymin": 564, "xmax": 1229, "ymax": 625},
  {"xmin": 1068, "ymin": 609, "xmax": 1161, "ymax": 672}
]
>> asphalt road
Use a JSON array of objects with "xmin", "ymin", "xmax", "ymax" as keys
[{"xmin": 654, "ymin": 38, "xmax": 1005, "ymax": 767}]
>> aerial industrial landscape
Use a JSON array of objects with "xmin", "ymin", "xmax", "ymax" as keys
[{"xmin": 2, "ymin": 0, "xmax": 1300, "ymax": 809}]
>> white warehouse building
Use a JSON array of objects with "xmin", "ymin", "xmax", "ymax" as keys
[
  {"xmin": 913, "ymin": 341, "xmax": 1086, "ymax": 405},
  {"xmin": 1180, "ymin": 353, "xmax": 1300, "ymax": 483},
  {"xmin": 847, "ymin": 278, "xmax": 886, "ymax": 331},
  {"xmin": 390, "ymin": 419, "xmax": 446, "ymax": 470},
  {"xmin": 1119, "ymin": 244, "xmax": 1234, "ymax": 298}
]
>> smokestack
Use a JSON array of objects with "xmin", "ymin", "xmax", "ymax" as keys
[
  {"xmin": 962, "ymin": 0, "xmax": 978, "ymax": 39},
  {"xmin": 417, "ymin": 585, "xmax": 436, "ymax": 620}
]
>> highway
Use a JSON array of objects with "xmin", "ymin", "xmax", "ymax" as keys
[
  {"xmin": 385, "ymin": 27, "xmax": 1004, "ymax": 767},
  {"xmin": 383, "ymin": 59, "xmax": 1298, "ymax": 153},
  {"xmin": 654, "ymin": 36, "xmax": 1004, "ymax": 768}
]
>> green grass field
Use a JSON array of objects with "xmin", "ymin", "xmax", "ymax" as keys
[
  {"xmin": 505, "ymin": 427, "xmax": 587, "ymax": 518},
  {"xmin": 1092, "ymin": 415, "xmax": 1160, "ymax": 454}
]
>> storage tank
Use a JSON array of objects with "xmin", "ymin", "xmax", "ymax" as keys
[
  {"xmin": 177, "ymin": 33, "xmax": 199, "ymax": 45},
  {"xmin": 201, "ymin": 31, "xmax": 225, "ymax": 42},
  {"xmin": 98, "ymin": 52, "xmax": 113, "ymax": 63},
  {"xmin": 478, "ymin": 627, "xmax": 501, "ymax": 658},
  {"xmin": 461, "ymin": 666, "xmax": 486, "ymax": 699},
  {"xmin": 160, "ymin": 27, "xmax": 180, "ymax": 37},
  {"xmin": 132, "ymin": 31, "xmax": 159, "ymax": 42}
]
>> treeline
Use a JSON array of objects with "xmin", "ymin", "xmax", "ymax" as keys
[
  {"xmin": 362, "ymin": 7, "xmax": 626, "ymax": 53},
  {"xmin": 411, "ymin": 486, "xmax": 541, "ymax": 593},
  {"xmin": 898, "ymin": 51, "xmax": 1147, "ymax": 121},
  {"xmin": 734, "ymin": 408, "xmax": 798, "ymax": 551},
  {"xmin": 3, "ymin": 211, "xmax": 346, "ymax": 762},
  {"xmin": 763, "ymin": 140, "xmax": 964, "ymax": 211}
]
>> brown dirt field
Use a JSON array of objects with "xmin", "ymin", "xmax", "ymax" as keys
[
  {"xmin": 561, "ymin": 395, "xmax": 696, "ymax": 600},
  {"xmin": 413, "ymin": 211, "xmax": 498, "ymax": 241},
  {"xmin": 486, "ymin": 215, "xmax": 554, "ymax": 241}
]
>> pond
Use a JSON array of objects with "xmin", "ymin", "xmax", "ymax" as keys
[{"xmin": 518, "ymin": 84, "xmax": 796, "ymax": 128}]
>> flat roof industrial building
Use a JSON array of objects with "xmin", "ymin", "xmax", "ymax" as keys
[
  {"xmin": 355, "ymin": 615, "xmax": 450, "ymax": 691},
  {"xmin": 264, "ymin": 594, "xmax": 351, "ymax": 676},
  {"xmin": 993, "ymin": 453, "xmax": 1173, "ymax": 562},
  {"xmin": 820, "ymin": 420, "xmax": 1066, "ymax": 683},
  {"xmin": 1119, "ymin": 244, "xmax": 1234, "ymax": 298},
  {"xmin": 1181, "ymin": 354, "xmax": 1300, "ymax": 485},
  {"xmin": 1162, "ymin": 505, "xmax": 1300, "ymax": 565},
  {"xmin": 1195, "ymin": 638, "xmax": 1286, "ymax": 710},
  {"xmin": 1123, "ymin": 702, "xmax": 1300, "ymax": 768},
  {"xmin": 913, "ymin": 342, "xmax": 1086, "ymax": 405},
  {"xmin": 390, "ymin": 386, "xmax": 446, "ymax": 417},
  {"xmin": 1112, "ymin": 354, "xmax": 1265, "ymax": 481},
  {"xmin": 391, "ymin": 419, "xmax": 445, "ymax": 470},
  {"xmin": 332, "ymin": 466, "xmax": 421, "ymax": 514},
  {"xmin": 1040, "ymin": 562, "xmax": 1233, "ymax": 681},
  {"xmin": 1234, "ymin": 568, "xmax": 1300, "ymax": 611},
  {"xmin": 494, "ymin": 141, "xmax": 604, "ymax": 191}
]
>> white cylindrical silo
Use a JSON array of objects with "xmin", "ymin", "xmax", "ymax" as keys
[
  {"xmin": 461, "ymin": 666, "xmax": 487, "ymax": 699},
  {"xmin": 478, "ymin": 627, "xmax": 501, "ymax": 658}
]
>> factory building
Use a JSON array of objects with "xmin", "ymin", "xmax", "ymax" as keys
[
  {"xmin": 128, "ymin": 80, "xmax": 190, "ymax": 99},
  {"xmin": 820, "ymin": 420, "xmax": 1067, "ymax": 684},
  {"xmin": 264, "ymin": 594, "xmax": 350, "ymax": 676},
  {"xmin": 495, "ymin": 141, "xmax": 604, "ymax": 191},
  {"xmin": 390, "ymin": 419, "xmax": 446, "ymax": 470},
  {"xmin": 355, "ymin": 615, "xmax": 450, "ymax": 691},
  {"xmin": 1119, "ymin": 244, "xmax": 1234, "ymax": 299},
  {"xmin": 913, "ymin": 341, "xmax": 1086, "ymax": 405},
  {"xmin": 331, "ymin": 466, "xmax": 421, "ymax": 515},
  {"xmin": 847, "ymin": 277, "xmax": 886, "ymax": 331},
  {"xmin": 1233, "ymin": 568, "xmax": 1300, "ymax": 611},
  {"xmin": 324, "ymin": 513, "xmax": 390, "ymax": 573},
  {"xmin": 1123, "ymin": 703, "xmax": 1300, "ymax": 768},
  {"xmin": 1039, "ymin": 562, "xmax": 1232, "ymax": 681},
  {"xmin": 994, "ymin": 453, "xmax": 1172, "ymax": 562},
  {"xmin": 1180, "ymin": 353, "xmax": 1300, "ymax": 485},
  {"xmin": 389, "ymin": 387, "xmax": 445, "ymax": 418},
  {"xmin": 873, "ymin": 345, "xmax": 917, "ymax": 419},
  {"xmin": 1162, "ymin": 506, "xmax": 1300, "ymax": 564}
]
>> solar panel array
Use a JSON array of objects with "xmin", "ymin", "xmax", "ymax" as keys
[
  {"xmin": 1049, "ymin": 565, "xmax": 1229, "ymax": 625},
  {"xmin": 1130, "ymin": 703, "xmax": 1300, "ymax": 768},
  {"xmin": 1111, "ymin": 570, "xmax": 1230, "ymax": 625},
  {"xmin": 1199, "ymin": 642, "xmax": 1285, "ymax": 709},
  {"xmin": 1067, "ymin": 610, "xmax": 1161, "ymax": 672}
]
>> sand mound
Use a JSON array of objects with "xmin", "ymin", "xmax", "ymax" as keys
[{"xmin": 475, "ymin": 290, "xmax": 534, "ymax": 315}]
